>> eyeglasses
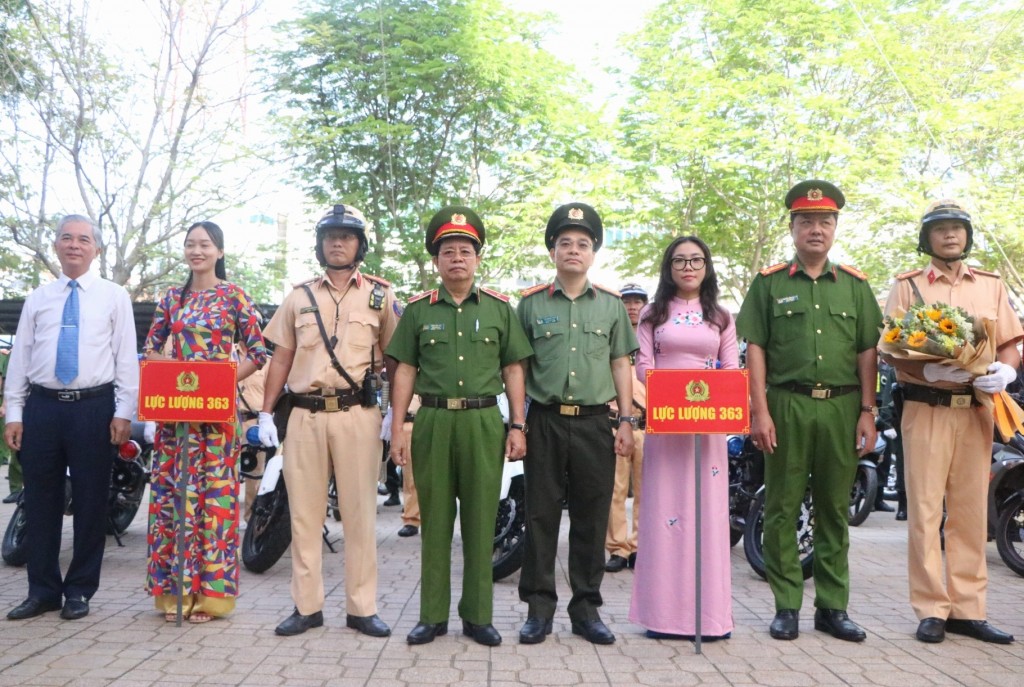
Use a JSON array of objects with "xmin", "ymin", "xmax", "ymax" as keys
[{"xmin": 671, "ymin": 256, "xmax": 706, "ymax": 270}]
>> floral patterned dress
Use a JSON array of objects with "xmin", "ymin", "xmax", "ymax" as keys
[{"xmin": 143, "ymin": 283, "xmax": 266, "ymax": 616}]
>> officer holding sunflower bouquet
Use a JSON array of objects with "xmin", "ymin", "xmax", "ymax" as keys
[{"xmin": 883, "ymin": 199, "xmax": 1023, "ymax": 645}]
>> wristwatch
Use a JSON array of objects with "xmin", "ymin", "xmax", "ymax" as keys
[
  {"xmin": 509, "ymin": 422, "xmax": 528, "ymax": 434},
  {"xmin": 618, "ymin": 415, "xmax": 638, "ymax": 429},
  {"xmin": 860, "ymin": 405, "xmax": 878, "ymax": 417}
]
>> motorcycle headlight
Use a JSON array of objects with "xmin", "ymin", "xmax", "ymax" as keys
[{"xmin": 727, "ymin": 435, "xmax": 744, "ymax": 458}]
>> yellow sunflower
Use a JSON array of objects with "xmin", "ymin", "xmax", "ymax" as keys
[
  {"xmin": 938, "ymin": 318, "xmax": 956, "ymax": 334},
  {"xmin": 926, "ymin": 308, "xmax": 942, "ymax": 321},
  {"xmin": 883, "ymin": 327, "xmax": 902, "ymax": 343},
  {"xmin": 907, "ymin": 331, "xmax": 928, "ymax": 348}
]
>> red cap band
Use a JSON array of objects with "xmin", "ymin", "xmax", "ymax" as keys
[
  {"xmin": 433, "ymin": 223, "xmax": 481, "ymax": 244},
  {"xmin": 789, "ymin": 196, "xmax": 839, "ymax": 213}
]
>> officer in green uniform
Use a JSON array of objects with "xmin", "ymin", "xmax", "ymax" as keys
[
  {"xmin": 736, "ymin": 180, "xmax": 881, "ymax": 643},
  {"xmin": 516, "ymin": 202, "xmax": 638, "ymax": 646},
  {"xmin": 387, "ymin": 205, "xmax": 532, "ymax": 646}
]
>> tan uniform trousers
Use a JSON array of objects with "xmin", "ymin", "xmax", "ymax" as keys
[
  {"xmin": 284, "ymin": 404, "xmax": 383, "ymax": 616},
  {"xmin": 606, "ymin": 428, "xmax": 644, "ymax": 557},
  {"xmin": 903, "ymin": 400, "xmax": 992, "ymax": 620},
  {"xmin": 400, "ymin": 419, "xmax": 420, "ymax": 527}
]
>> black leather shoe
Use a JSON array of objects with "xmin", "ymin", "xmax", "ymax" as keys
[
  {"xmin": 519, "ymin": 616, "xmax": 553, "ymax": 644},
  {"xmin": 769, "ymin": 610, "xmax": 799, "ymax": 640},
  {"xmin": 628, "ymin": 552, "xmax": 637, "ymax": 569},
  {"xmin": 605, "ymin": 555, "xmax": 628, "ymax": 573},
  {"xmin": 383, "ymin": 493, "xmax": 401, "ymax": 507},
  {"xmin": 2, "ymin": 489, "xmax": 21, "ymax": 504},
  {"xmin": 60, "ymin": 597, "xmax": 89, "ymax": 620},
  {"xmin": 896, "ymin": 494, "xmax": 907, "ymax": 521},
  {"xmin": 7, "ymin": 597, "xmax": 61, "ymax": 620},
  {"xmin": 407, "ymin": 621, "xmax": 448, "ymax": 645},
  {"xmin": 946, "ymin": 618, "xmax": 1014, "ymax": 644},
  {"xmin": 571, "ymin": 618, "xmax": 615, "ymax": 645},
  {"xmin": 346, "ymin": 613, "xmax": 391, "ymax": 637},
  {"xmin": 463, "ymin": 620, "xmax": 501, "ymax": 646},
  {"xmin": 275, "ymin": 608, "xmax": 324, "ymax": 636},
  {"xmin": 874, "ymin": 500, "xmax": 895, "ymax": 512},
  {"xmin": 916, "ymin": 617, "xmax": 945, "ymax": 643},
  {"xmin": 814, "ymin": 609, "xmax": 866, "ymax": 642},
  {"xmin": 398, "ymin": 525, "xmax": 419, "ymax": 537}
]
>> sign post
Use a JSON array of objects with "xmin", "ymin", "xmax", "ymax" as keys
[
  {"xmin": 138, "ymin": 359, "xmax": 237, "ymax": 627},
  {"xmin": 645, "ymin": 369, "xmax": 749, "ymax": 654}
]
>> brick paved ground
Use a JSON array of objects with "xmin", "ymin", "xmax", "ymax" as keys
[{"xmin": 1, "ymin": 472, "xmax": 1022, "ymax": 686}]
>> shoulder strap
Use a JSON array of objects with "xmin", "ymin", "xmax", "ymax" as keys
[
  {"xmin": 300, "ymin": 284, "xmax": 361, "ymax": 390},
  {"xmin": 906, "ymin": 276, "xmax": 926, "ymax": 306}
]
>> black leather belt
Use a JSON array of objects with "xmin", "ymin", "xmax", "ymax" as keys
[
  {"xmin": 30, "ymin": 382, "xmax": 114, "ymax": 402},
  {"xmin": 533, "ymin": 401, "xmax": 609, "ymax": 417},
  {"xmin": 902, "ymin": 383, "xmax": 979, "ymax": 409},
  {"xmin": 291, "ymin": 388, "xmax": 361, "ymax": 412},
  {"xmin": 420, "ymin": 395, "xmax": 497, "ymax": 410},
  {"xmin": 774, "ymin": 382, "xmax": 859, "ymax": 400}
]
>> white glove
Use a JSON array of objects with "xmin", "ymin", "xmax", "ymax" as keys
[
  {"xmin": 882, "ymin": 428, "xmax": 897, "ymax": 440},
  {"xmin": 922, "ymin": 362, "xmax": 972, "ymax": 384},
  {"xmin": 972, "ymin": 362, "xmax": 1017, "ymax": 394},
  {"xmin": 258, "ymin": 411, "xmax": 280, "ymax": 447},
  {"xmin": 143, "ymin": 421, "xmax": 157, "ymax": 444},
  {"xmin": 379, "ymin": 407, "xmax": 394, "ymax": 441}
]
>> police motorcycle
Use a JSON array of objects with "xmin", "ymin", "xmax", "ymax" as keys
[
  {"xmin": 848, "ymin": 433, "xmax": 885, "ymax": 527},
  {"xmin": 492, "ymin": 394, "xmax": 527, "ymax": 581},
  {"xmin": 989, "ymin": 430, "xmax": 1024, "ymax": 577},
  {"xmin": 2, "ymin": 419, "xmax": 153, "ymax": 566},
  {"xmin": 727, "ymin": 434, "xmax": 763, "ymax": 547}
]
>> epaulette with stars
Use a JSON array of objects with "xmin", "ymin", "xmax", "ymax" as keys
[
  {"xmin": 895, "ymin": 268, "xmax": 923, "ymax": 281},
  {"xmin": 971, "ymin": 267, "xmax": 1001, "ymax": 278},
  {"xmin": 758, "ymin": 262, "xmax": 788, "ymax": 277},
  {"xmin": 837, "ymin": 264, "xmax": 869, "ymax": 281},
  {"xmin": 480, "ymin": 286, "xmax": 511, "ymax": 303},
  {"xmin": 593, "ymin": 283, "xmax": 621, "ymax": 297},
  {"xmin": 520, "ymin": 283, "xmax": 549, "ymax": 298}
]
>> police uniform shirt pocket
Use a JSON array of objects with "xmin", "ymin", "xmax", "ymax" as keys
[
  {"xmin": 530, "ymin": 320, "xmax": 566, "ymax": 361},
  {"xmin": 584, "ymin": 320, "xmax": 612, "ymax": 358},
  {"xmin": 295, "ymin": 312, "xmax": 321, "ymax": 350},
  {"xmin": 419, "ymin": 326, "xmax": 450, "ymax": 348},
  {"xmin": 828, "ymin": 301, "xmax": 857, "ymax": 342},
  {"xmin": 347, "ymin": 312, "xmax": 379, "ymax": 349},
  {"xmin": 770, "ymin": 299, "xmax": 808, "ymax": 343}
]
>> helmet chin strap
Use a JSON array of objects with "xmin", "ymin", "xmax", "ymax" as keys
[{"xmin": 325, "ymin": 261, "xmax": 358, "ymax": 271}]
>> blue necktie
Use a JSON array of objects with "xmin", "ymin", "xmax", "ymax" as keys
[{"xmin": 55, "ymin": 279, "xmax": 79, "ymax": 385}]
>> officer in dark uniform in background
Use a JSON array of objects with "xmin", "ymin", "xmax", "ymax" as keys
[
  {"xmin": 387, "ymin": 206, "xmax": 532, "ymax": 646},
  {"xmin": 736, "ymin": 181, "xmax": 882, "ymax": 643},
  {"xmin": 516, "ymin": 202, "xmax": 638, "ymax": 646}
]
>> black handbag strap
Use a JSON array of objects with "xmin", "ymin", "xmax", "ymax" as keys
[
  {"xmin": 300, "ymin": 284, "xmax": 361, "ymax": 391},
  {"xmin": 907, "ymin": 276, "xmax": 926, "ymax": 306}
]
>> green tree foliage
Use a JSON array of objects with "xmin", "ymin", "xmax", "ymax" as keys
[
  {"xmin": 616, "ymin": 0, "xmax": 1024, "ymax": 305},
  {"xmin": 267, "ymin": 0, "xmax": 605, "ymax": 299}
]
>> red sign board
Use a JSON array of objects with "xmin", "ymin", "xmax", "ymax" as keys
[
  {"xmin": 645, "ymin": 369, "xmax": 750, "ymax": 435},
  {"xmin": 138, "ymin": 359, "xmax": 238, "ymax": 423}
]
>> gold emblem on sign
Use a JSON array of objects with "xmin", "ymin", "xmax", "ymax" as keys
[
  {"xmin": 685, "ymin": 379, "xmax": 710, "ymax": 402},
  {"xmin": 176, "ymin": 371, "xmax": 199, "ymax": 392},
  {"xmin": 568, "ymin": 207, "xmax": 584, "ymax": 220},
  {"xmin": 807, "ymin": 188, "xmax": 823, "ymax": 201},
  {"xmin": 451, "ymin": 213, "xmax": 467, "ymax": 225}
]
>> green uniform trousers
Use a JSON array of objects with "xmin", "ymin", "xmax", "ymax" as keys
[
  {"xmin": 411, "ymin": 406, "xmax": 505, "ymax": 624},
  {"xmin": 519, "ymin": 407, "xmax": 616, "ymax": 623},
  {"xmin": 764, "ymin": 388, "xmax": 859, "ymax": 611}
]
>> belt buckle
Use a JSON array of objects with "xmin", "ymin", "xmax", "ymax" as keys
[
  {"xmin": 57, "ymin": 390, "xmax": 77, "ymax": 402},
  {"xmin": 559, "ymin": 404, "xmax": 580, "ymax": 416},
  {"xmin": 950, "ymin": 394, "xmax": 973, "ymax": 409},
  {"xmin": 323, "ymin": 396, "xmax": 341, "ymax": 412},
  {"xmin": 447, "ymin": 398, "xmax": 465, "ymax": 410},
  {"xmin": 810, "ymin": 388, "xmax": 830, "ymax": 400}
]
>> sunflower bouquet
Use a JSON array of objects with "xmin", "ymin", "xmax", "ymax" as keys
[{"xmin": 880, "ymin": 302, "xmax": 977, "ymax": 358}]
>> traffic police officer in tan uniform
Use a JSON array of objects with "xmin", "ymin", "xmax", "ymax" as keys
[
  {"xmin": 605, "ymin": 283, "xmax": 647, "ymax": 573},
  {"xmin": 388, "ymin": 206, "xmax": 532, "ymax": 646},
  {"xmin": 884, "ymin": 199, "xmax": 1022, "ymax": 645},
  {"xmin": 258, "ymin": 204, "xmax": 400, "ymax": 637},
  {"xmin": 517, "ymin": 202, "xmax": 638, "ymax": 646},
  {"xmin": 736, "ymin": 181, "xmax": 882, "ymax": 643}
]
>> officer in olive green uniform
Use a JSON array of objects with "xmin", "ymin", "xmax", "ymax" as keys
[
  {"xmin": 736, "ymin": 181, "xmax": 881, "ymax": 643},
  {"xmin": 387, "ymin": 206, "xmax": 532, "ymax": 647},
  {"xmin": 517, "ymin": 203, "xmax": 638, "ymax": 646}
]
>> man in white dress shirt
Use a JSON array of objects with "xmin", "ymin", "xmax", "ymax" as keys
[{"xmin": 4, "ymin": 215, "xmax": 139, "ymax": 621}]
